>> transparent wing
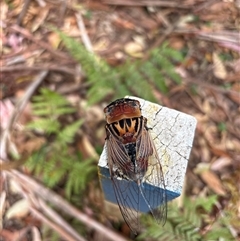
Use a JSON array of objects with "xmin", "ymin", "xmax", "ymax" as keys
[
  {"xmin": 105, "ymin": 123, "xmax": 167, "ymax": 233},
  {"xmin": 106, "ymin": 136, "xmax": 142, "ymax": 233},
  {"xmin": 111, "ymin": 176, "xmax": 142, "ymax": 234},
  {"xmin": 106, "ymin": 131, "xmax": 135, "ymax": 175},
  {"xmin": 137, "ymin": 127, "xmax": 167, "ymax": 225}
]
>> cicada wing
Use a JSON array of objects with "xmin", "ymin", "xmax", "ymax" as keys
[
  {"xmin": 106, "ymin": 130, "xmax": 135, "ymax": 175},
  {"xmin": 137, "ymin": 127, "xmax": 167, "ymax": 225},
  {"xmin": 105, "ymin": 136, "xmax": 142, "ymax": 233},
  {"xmin": 111, "ymin": 176, "xmax": 142, "ymax": 234}
]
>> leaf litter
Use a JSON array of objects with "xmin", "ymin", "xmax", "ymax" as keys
[{"xmin": 1, "ymin": 0, "xmax": 239, "ymax": 240}]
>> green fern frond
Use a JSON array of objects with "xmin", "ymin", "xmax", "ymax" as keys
[
  {"xmin": 32, "ymin": 88, "xmax": 71, "ymax": 110},
  {"xmin": 204, "ymin": 225, "xmax": 235, "ymax": 241},
  {"xmin": 56, "ymin": 30, "xmax": 117, "ymax": 104},
  {"xmin": 26, "ymin": 88, "xmax": 96, "ymax": 198},
  {"xmin": 195, "ymin": 194, "xmax": 218, "ymax": 213},
  {"xmin": 139, "ymin": 196, "xmax": 236, "ymax": 241},
  {"xmin": 57, "ymin": 120, "xmax": 84, "ymax": 144},
  {"xmin": 27, "ymin": 118, "xmax": 61, "ymax": 134},
  {"xmin": 31, "ymin": 88, "xmax": 75, "ymax": 117},
  {"xmin": 42, "ymin": 224, "xmax": 60, "ymax": 241},
  {"xmin": 139, "ymin": 200, "xmax": 197, "ymax": 241},
  {"xmin": 151, "ymin": 46, "xmax": 182, "ymax": 85},
  {"xmin": 160, "ymin": 43, "xmax": 184, "ymax": 62},
  {"xmin": 141, "ymin": 61, "xmax": 168, "ymax": 93},
  {"xmin": 65, "ymin": 158, "xmax": 96, "ymax": 198},
  {"xmin": 57, "ymin": 30, "xmax": 183, "ymax": 104}
]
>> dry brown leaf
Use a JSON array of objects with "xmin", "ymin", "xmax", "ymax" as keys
[
  {"xmin": 6, "ymin": 199, "xmax": 30, "ymax": 219},
  {"xmin": 31, "ymin": 226, "xmax": 42, "ymax": 241},
  {"xmin": 0, "ymin": 99, "xmax": 14, "ymax": 130},
  {"xmin": 212, "ymin": 52, "xmax": 227, "ymax": 80},
  {"xmin": 22, "ymin": 137, "xmax": 46, "ymax": 154},
  {"xmin": 124, "ymin": 41, "xmax": 143, "ymax": 58},
  {"xmin": 9, "ymin": 178, "xmax": 23, "ymax": 194},
  {"xmin": 48, "ymin": 32, "xmax": 61, "ymax": 49},
  {"xmin": 22, "ymin": 4, "xmax": 40, "ymax": 26},
  {"xmin": 0, "ymin": 229, "xmax": 15, "ymax": 241},
  {"xmin": 200, "ymin": 170, "xmax": 226, "ymax": 196},
  {"xmin": 93, "ymin": 37, "xmax": 110, "ymax": 52},
  {"xmin": 195, "ymin": 164, "xmax": 226, "ymax": 196},
  {"xmin": 1, "ymin": 2, "xmax": 8, "ymax": 25},
  {"xmin": 228, "ymin": 83, "xmax": 240, "ymax": 104},
  {"xmin": 210, "ymin": 146, "xmax": 230, "ymax": 157},
  {"xmin": 31, "ymin": 6, "xmax": 50, "ymax": 32},
  {"xmin": 77, "ymin": 136, "xmax": 99, "ymax": 160},
  {"xmin": 169, "ymin": 37, "xmax": 185, "ymax": 50},
  {"xmin": 211, "ymin": 157, "xmax": 232, "ymax": 172},
  {"xmin": 112, "ymin": 16, "xmax": 135, "ymax": 29},
  {"xmin": 63, "ymin": 19, "xmax": 80, "ymax": 36},
  {"xmin": 0, "ymin": 191, "xmax": 6, "ymax": 229},
  {"xmin": 198, "ymin": 137, "xmax": 211, "ymax": 162},
  {"xmin": 1, "ymin": 227, "xmax": 30, "ymax": 241}
]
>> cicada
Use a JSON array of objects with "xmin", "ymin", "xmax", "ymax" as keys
[{"xmin": 104, "ymin": 98, "xmax": 167, "ymax": 233}]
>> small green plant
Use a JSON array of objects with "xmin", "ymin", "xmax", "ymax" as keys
[
  {"xmin": 57, "ymin": 31, "xmax": 184, "ymax": 104},
  {"xmin": 27, "ymin": 88, "xmax": 96, "ymax": 198},
  {"xmin": 138, "ymin": 195, "xmax": 236, "ymax": 241}
]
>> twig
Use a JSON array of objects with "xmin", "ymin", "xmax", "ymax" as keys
[
  {"xmin": 0, "ymin": 191, "xmax": 6, "ymax": 230},
  {"xmin": 194, "ymin": 0, "xmax": 219, "ymax": 12},
  {"xmin": 38, "ymin": 199, "xmax": 86, "ymax": 241},
  {"xmin": 7, "ymin": 71, "xmax": 47, "ymax": 132},
  {"xmin": 197, "ymin": 31, "xmax": 240, "ymax": 44},
  {"xmin": 30, "ymin": 207, "xmax": 82, "ymax": 241},
  {"xmin": 16, "ymin": 0, "xmax": 32, "ymax": 26},
  {"xmin": 34, "ymin": 0, "xmax": 46, "ymax": 7},
  {"xmin": 174, "ymin": 29, "xmax": 240, "ymax": 45},
  {"xmin": 58, "ymin": 0, "xmax": 67, "ymax": 26},
  {"xmin": 9, "ymin": 25, "xmax": 71, "ymax": 60},
  {"xmin": 102, "ymin": 0, "xmax": 191, "ymax": 8},
  {"xmin": 7, "ymin": 170, "xmax": 128, "ymax": 241},
  {"xmin": 75, "ymin": 13, "xmax": 93, "ymax": 52},
  {"xmin": 184, "ymin": 76, "xmax": 240, "ymax": 97},
  {"xmin": 4, "ymin": 50, "xmax": 44, "ymax": 65},
  {"xmin": 1, "ymin": 65, "xmax": 76, "ymax": 75},
  {"xmin": 0, "ymin": 71, "xmax": 48, "ymax": 160}
]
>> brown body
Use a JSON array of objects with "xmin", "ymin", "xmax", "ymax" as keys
[{"xmin": 104, "ymin": 98, "xmax": 167, "ymax": 233}]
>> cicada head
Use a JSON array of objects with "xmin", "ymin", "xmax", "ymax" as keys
[{"xmin": 104, "ymin": 98, "xmax": 142, "ymax": 124}]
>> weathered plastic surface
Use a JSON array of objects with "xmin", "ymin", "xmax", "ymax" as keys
[{"xmin": 98, "ymin": 96, "xmax": 197, "ymax": 212}]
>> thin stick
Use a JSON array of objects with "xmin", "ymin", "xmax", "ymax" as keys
[
  {"xmin": 173, "ymin": 29, "xmax": 239, "ymax": 44},
  {"xmin": 194, "ymin": 0, "xmax": 219, "ymax": 12},
  {"xmin": 75, "ymin": 13, "xmax": 93, "ymax": 52},
  {"xmin": 1, "ymin": 65, "xmax": 75, "ymax": 75},
  {"xmin": 16, "ymin": 0, "xmax": 32, "ymax": 26},
  {"xmin": 38, "ymin": 199, "xmax": 86, "ymax": 241},
  {"xmin": 102, "ymin": 0, "xmax": 191, "ymax": 8},
  {"xmin": 9, "ymin": 25, "xmax": 71, "ymax": 60},
  {"xmin": 184, "ymin": 76, "xmax": 240, "ymax": 97},
  {"xmin": 0, "ymin": 71, "xmax": 48, "ymax": 159},
  {"xmin": 8, "ymin": 170, "xmax": 128, "ymax": 241},
  {"xmin": 30, "ymin": 207, "xmax": 81, "ymax": 241}
]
